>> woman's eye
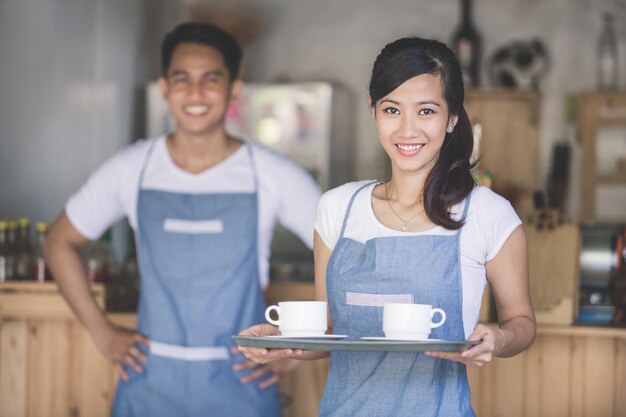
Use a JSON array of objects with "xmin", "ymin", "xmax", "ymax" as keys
[
  {"xmin": 419, "ymin": 108, "xmax": 434, "ymax": 115},
  {"xmin": 383, "ymin": 107, "xmax": 400, "ymax": 115}
]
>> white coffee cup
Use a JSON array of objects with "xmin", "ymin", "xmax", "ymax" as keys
[
  {"xmin": 264, "ymin": 301, "xmax": 327, "ymax": 337},
  {"xmin": 383, "ymin": 303, "xmax": 446, "ymax": 340}
]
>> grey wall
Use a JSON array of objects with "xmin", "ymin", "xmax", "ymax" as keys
[
  {"xmin": 0, "ymin": 0, "xmax": 179, "ymax": 224},
  {"xmin": 222, "ymin": 0, "xmax": 626, "ymax": 220},
  {"xmin": 2, "ymin": 0, "xmax": 626, "ymax": 225}
]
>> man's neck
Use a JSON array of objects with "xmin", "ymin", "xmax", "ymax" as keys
[{"xmin": 166, "ymin": 128, "xmax": 241, "ymax": 174}]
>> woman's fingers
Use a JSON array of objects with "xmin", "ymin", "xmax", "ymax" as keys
[
  {"xmin": 258, "ymin": 373, "xmax": 280, "ymax": 389},
  {"xmin": 240, "ymin": 324, "xmax": 279, "ymax": 337}
]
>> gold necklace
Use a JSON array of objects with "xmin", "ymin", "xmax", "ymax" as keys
[{"xmin": 384, "ymin": 181, "xmax": 425, "ymax": 232}]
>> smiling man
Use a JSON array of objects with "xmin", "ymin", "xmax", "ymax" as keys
[{"xmin": 44, "ymin": 22, "xmax": 321, "ymax": 417}]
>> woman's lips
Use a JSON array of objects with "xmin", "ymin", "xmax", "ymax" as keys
[{"xmin": 395, "ymin": 143, "xmax": 425, "ymax": 157}]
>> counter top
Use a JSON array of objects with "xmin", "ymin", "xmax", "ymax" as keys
[{"xmin": 3, "ymin": 281, "xmax": 626, "ymax": 339}]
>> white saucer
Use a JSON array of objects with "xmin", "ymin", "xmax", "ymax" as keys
[
  {"xmin": 268, "ymin": 334, "xmax": 348, "ymax": 340},
  {"xmin": 361, "ymin": 337, "xmax": 444, "ymax": 342}
]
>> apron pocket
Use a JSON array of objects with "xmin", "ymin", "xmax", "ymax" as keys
[
  {"xmin": 345, "ymin": 292, "xmax": 414, "ymax": 307},
  {"xmin": 163, "ymin": 218, "xmax": 224, "ymax": 234}
]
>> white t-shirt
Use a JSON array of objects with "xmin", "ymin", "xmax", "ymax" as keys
[
  {"xmin": 314, "ymin": 181, "xmax": 522, "ymax": 338},
  {"xmin": 66, "ymin": 135, "xmax": 322, "ymax": 289}
]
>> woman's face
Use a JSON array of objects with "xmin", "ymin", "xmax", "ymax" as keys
[{"xmin": 374, "ymin": 73, "xmax": 457, "ymax": 177}]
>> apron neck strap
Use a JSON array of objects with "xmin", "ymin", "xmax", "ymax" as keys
[{"xmin": 338, "ymin": 181, "xmax": 379, "ymax": 239}]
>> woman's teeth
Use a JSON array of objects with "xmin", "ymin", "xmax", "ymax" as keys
[
  {"xmin": 184, "ymin": 105, "xmax": 208, "ymax": 115},
  {"xmin": 396, "ymin": 144, "xmax": 424, "ymax": 151}
]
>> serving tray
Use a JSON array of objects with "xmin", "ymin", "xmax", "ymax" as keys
[{"xmin": 232, "ymin": 335, "xmax": 480, "ymax": 352}]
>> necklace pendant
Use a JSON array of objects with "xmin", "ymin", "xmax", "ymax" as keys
[{"xmin": 401, "ymin": 223, "xmax": 408, "ymax": 232}]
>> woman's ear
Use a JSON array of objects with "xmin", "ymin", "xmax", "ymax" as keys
[
  {"xmin": 447, "ymin": 115, "xmax": 459, "ymax": 133},
  {"xmin": 369, "ymin": 97, "xmax": 376, "ymax": 119}
]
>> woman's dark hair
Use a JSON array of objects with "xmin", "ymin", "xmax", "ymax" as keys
[
  {"xmin": 369, "ymin": 37, "xmax": 476, "ymax": 230},
  {"xmin": 161, "ymin": 22, "xmax": 242, "ymax": 81}
]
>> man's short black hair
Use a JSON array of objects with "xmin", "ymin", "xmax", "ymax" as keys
[{"xmin": 161, "ymin": 22, "xmax": 242, "ymax": 81}]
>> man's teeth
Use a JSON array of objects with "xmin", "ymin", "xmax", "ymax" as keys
[
  {"xmin": 397, "ymin": 144, "xmax": 424, "ymax": 151},
  {"xmin": 185, "ymin": 106, "xmax": 208, "ymax": 115}
]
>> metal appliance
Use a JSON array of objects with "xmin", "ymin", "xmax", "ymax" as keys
[{"xmin": 578, "ymin": 223, "xmax": 622, "ymax": 324}]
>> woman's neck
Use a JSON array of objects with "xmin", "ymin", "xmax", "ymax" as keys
[{"xmin": 387, "ymin": 170, "xmax": 428, "ymax": 205}]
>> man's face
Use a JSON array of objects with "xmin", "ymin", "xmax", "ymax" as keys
[{"xmin": 159, "ymin": 42, "xmax": 241, "ymax": 137}]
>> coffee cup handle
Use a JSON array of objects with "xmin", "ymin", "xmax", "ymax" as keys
[
  {"xmin": 430, "ymin": 308, "xmax": 446, "ymax": 329},
  {"xmin": 265, "ymin": 305, "xmax": 280, "ymax": 326}
]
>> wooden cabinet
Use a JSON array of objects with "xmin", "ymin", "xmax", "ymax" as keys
[
  {"xmin": 0, "ymin": 282, "xmax": 326, "ymax": 417},
  {"xmin": 0, "ymin": 282, "xmax": 116, "ymax": 417},
  {"xmin": 578, "ymin": 92, "xmax": 626, "ymax": 222},
  {"xmin": 3, "ymin": 282, "xmax": 625, "ymax": 417},
  {"xmin": 468, "ymin": 326, "xmax": 626, "ymax": 417},
  {"xmin": 465, "ymin": 89, "xmax": 540, "ymax": 218}
]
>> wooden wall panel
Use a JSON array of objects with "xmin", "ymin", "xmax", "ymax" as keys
[
  {"xmin": 492, "ymin": 353, "xmax": 524, "ymax": 417},
  {"xmin": 583, "ymin": 338, "xmax": 615, "ymax": 417},
  {"xmin": 28, "ymin": 321, "xmax": 71, "ymax": 417},
  {"xmin": 523, "ymin": 337, "xmax": 541, "ymax": 417},
  {"xmin": 70, "ymin": 323, "xmax": 113, "ymax": 417},
  {"xmin": 615, "ymin": 339, "xmax": 626, "ymax": 417},
  {"xmin": 539, "ymin": 336, "xmax": 571, "ymax": 417},
  {"xmin": 0, "ymin": 320, "xmax": 29, "ymax": 417},
  {"xmin": 569, "ymin": 336, "xmax": 585, "ymax": 417}
]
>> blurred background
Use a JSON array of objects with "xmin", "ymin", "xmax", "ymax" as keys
[{"xmin": 1, "ymin": 1, "xmax": 626, "ymax": 416}]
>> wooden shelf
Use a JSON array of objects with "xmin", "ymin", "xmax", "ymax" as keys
[
  {"xmin": 465, "ymin": 89, "xmax": 540, "ymax": 219},
  {"xmin": 0, "ymin": 281, "xmax": 104, "ymax": 319},
  {"xmin": 578, "ymin": 92, "xmax": 626, "ymax": 222}
]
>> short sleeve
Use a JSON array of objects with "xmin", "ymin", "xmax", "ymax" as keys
[
  {"xmin": 257, "ymin": 146, "xmax": 322, "ymax": 250},
  {"xmin": 314, "ymin": 183, "xmax": 359, "ymax": 250},
  {"xmin": 473, "ymin": 187, "xmax": 522, "ymax": 261},
  {"xmin": 65, "ymin": 150, "xmax": 130, "ymax": 240}
]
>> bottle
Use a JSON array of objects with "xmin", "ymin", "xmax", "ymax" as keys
[
  {"xmin": 33, "ymin": 222, "xmax": 53, "ymax": 282},
  {"xmin": 85, "ymin": 229, "xmax": 118, "ymax": 283},
  {"xmin": 6, "ymin": 220, "xmax": 18, "ymax": 279},
  {"xmin": 15, "ymin": 217, "xmax": 34, "ymax": 280},
  {"xmin": 598, "ymin": 12, "xmax": 618, "ymax": 91},
  {"xmin": 0, "ymin": 221, "xmax": 9, "ymax": 282},
  {"xmin": 451, "ymin": 0, "xmax": 482, "ymax": 87}
]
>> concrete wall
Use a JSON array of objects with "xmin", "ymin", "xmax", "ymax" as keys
[
  {"xmin": 0, "ymin": 0, "xmax": 179, "ymax": 224},
  {"xmin": 203, "ymin": 0, "xmax": 626, "ymax": 220},
  {"xmin": 2, "ymin": 0, "xmax": 626, "ymax": 225}
]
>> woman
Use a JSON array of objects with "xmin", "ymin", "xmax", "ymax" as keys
[{"xmin": 239, "ymin": 37, "xmax": 535, "ymax": 416}]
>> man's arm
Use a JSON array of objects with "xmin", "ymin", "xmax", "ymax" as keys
[{"xmin": 45, "ymin": 212, "xmax": 148, "ymax": 380}]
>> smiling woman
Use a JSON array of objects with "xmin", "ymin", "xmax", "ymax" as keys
[{"xmin": 238, "ymin": 36, "xmax": 535, "ymax": 417}]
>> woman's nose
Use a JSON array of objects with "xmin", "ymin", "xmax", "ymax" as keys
[{"xmin": 397, "ymin": 114, "xmax": 420, "ymax": 139}]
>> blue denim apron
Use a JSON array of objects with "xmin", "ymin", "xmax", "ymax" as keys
[
  {"xmin": 320, "ymin": 181, "xmax": 475, "ymax": 417},
  {"xmin": 111, "ymin": 141, "xmax": 281, "ymax": 417}
]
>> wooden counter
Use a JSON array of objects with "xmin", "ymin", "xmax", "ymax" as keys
[
  {"xmin": 0, "ymin": 282, "xmax": 326, "ymax": 417},
  {"xmin": 1, "ymin": 282, "xmax": 625, "ymax": 417}
]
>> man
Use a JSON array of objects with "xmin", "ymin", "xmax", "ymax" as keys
[{"xmin": 45, "ymin": 22, "xmax": 321, "ymax": 417}]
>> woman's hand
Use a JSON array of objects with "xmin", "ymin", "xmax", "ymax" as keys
[
  {"xmin": 424, "ymin": 323, "xmax": 499, "ymax": 367},
  {"xmin": 237, "ymin": 324, "xmax": 303, "ymax": 364},
  {"xmin": 92, "ymin": 323, "xmax": 150, "ymax": 381},
  {"xmin": 232, "ymin": 346, "xmax": 301, "ymax": 389}
]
